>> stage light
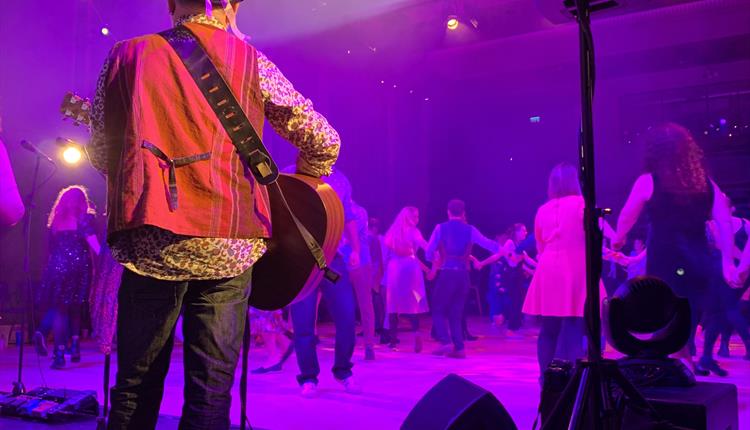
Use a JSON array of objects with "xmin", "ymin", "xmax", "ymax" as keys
[
  {"xmin": 61, "ymin": 146, "xmax": 83, "ymax": 165},
  {"xmin": 101, "ymin": 27, "xmax": 110, "ymax": 36},
  {"xmin": 56, "ymin": 137, "xmax": 86, "ymax": 166},
  {"xmin": 603, "ymin": 276, "xmax": 693, "ymax": 386},
  {"xmin": 529, "ymin": 116, "xmax": 541, "ymax": 123},
  {"xmin": 446, "ymin": 16, "xmax": 459, "ymax": 30}
]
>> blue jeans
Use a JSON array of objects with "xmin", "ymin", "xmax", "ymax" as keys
[
  {"xmin": 291, "ymin": 255, "xmax": 355, "ymax": 385},
  {"xmin": 107, "ymin": 268, "xmax": 252, "ymax": 430},
  {"xmin": 432, "ymin": 269, "xmax": 470, "ymax": 351},
  {"xmin": 487, "ymin": 286, "xmax": 507, "ymax": 320}
]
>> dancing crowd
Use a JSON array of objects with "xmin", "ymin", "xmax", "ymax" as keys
[{"xmin": 3, "ymin": 123, "xmax": 750, "ymax": 397}]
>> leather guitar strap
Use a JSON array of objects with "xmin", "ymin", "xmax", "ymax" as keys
[
  {"xmin": 160, "ymin": 24, "xmax": 340, "ymax": 430},
  {"xmin": 158, "ymin": 26, "xmax": 335, "ymax": 279},
  {"xmin": 160, "ymin": 26, "xmax": 278, "ymax": 185}
]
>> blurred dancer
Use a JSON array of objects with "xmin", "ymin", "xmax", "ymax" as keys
[
  {"xmin": 476, "ymin": 223, "xmax": 533, "ymax": 336},
  {"xmin": 384, "ymin": 207, "xmax": 430, "ymax": 352},
  {"xmin": 614, "ymin": 123, "xmax": 739, "ymax": 376},
  {"xmin": 0, "ymin": 126, "xmax": 24, "ymax": 227},
  {"xmin": 344, "ymin": 202, "xmax": 376, "ymax": 360},
  {"xmin": 367, "ymin": 217, "xmax": 388, "ymax": 338},
  {"xmin": 700, "ymin": 221, "xmax": 750, "ymax": 372},
  {"xmin": 249, "ymin": 308, "xmax": 293, "ymax": 373},
  {"xmin": 291, "ymin": 170, "xmax": 359, "ymax": 397},
  {"xmin": 523, "ymin": 163, "xmax": 606, "ymax": 378},
  {"xmin": 426, "ymin": 199, "xmax": 499, "ymax": 358},
  {"xmin": 35, "ymin": 186, "xmax": 100, "ymax": 368},
  {"xmin": 718, "ymin": 205, "xmax": 750, "ymax": 357},
  {"xmin": 478, "ymin": 233, "xmax": 510, "ymax": 328}
]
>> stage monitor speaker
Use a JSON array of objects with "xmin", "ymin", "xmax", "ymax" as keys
[
  {"xmin": 541, "ymin": 379, "xmax": 738, "ymax": 430},
  {"xmin": 402, "ymin": 374, "xmax": 517, "ymax": 430},
  {"xmin": 632, "ymin": 382, "xmax": 739, "ymax": 430}
]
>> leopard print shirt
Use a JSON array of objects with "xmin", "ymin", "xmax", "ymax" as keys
[{"xmin": 110, "ymin": 226, "xmax": 266, "ymax": 281}]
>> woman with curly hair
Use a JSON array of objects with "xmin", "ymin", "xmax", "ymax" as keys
[
  {"xmin": 614, "ymin": 123, "xmax": 739, "ymax": 376},
  {"xmin": 34, "ymin": 186, "xmax": 101, "ymax": 369}
]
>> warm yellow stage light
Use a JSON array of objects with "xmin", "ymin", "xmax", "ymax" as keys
[
  {"xmin": 447, "ymin": 16, "xmax": 459, "ymax": 31},
  {"xmin": 62, "ymin": 146, "xmax": 83, "ymax": 165}
]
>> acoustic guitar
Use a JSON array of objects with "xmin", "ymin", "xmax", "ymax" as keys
[{"xmin": 60, "ymin": 92, "xmax": 344, "ymax": 310}]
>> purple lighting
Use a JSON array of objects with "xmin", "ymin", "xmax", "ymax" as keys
[{"xmin": 2, "ymin": 1, "xmax": 750, "ymax": 428}]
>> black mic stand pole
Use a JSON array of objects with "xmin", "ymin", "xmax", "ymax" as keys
[
  {"xmin": 540, "ymin": 1, "xmax": 674, "ymax": 429},
  {"xmin": 12, "ymin": 155, "xmax": 43, "ymax": 396}
]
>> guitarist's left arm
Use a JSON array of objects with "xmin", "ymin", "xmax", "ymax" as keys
[
  {"xmin": 256, "ymin": 50, "xmax": 341, "ymax": 179},
  {"xmin": 88, "ymin": 45, "xmax": 123, "ymax": 175}
]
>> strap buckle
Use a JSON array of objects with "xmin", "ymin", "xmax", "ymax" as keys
[
  {"xmin": 247, "ymin": 149, "xmax": 278, "ymax": 185},
  {"xmin": 323, "ymin": 268, "xmax": 340, "ymax": 283}
]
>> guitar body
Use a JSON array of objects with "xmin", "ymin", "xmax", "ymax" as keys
[{"xmin": 250, "ymin": 174, "xmax": 344, "ymax": 310}]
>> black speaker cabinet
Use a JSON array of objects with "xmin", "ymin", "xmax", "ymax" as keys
[
  {"xmin": 542, "ymin": 380, "xmax": 738, "ymax": 430},
  {"xmin": 402, "ymin": 374, "xmax": 517, "ymax": 430},
  {"xmin": 630, "ymin": 382, "xmax": 739, "ymax": 430}
]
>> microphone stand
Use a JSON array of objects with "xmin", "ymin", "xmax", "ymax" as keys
[
  {"xmin": 13, "ymin": 154, "xmax": 55, "ymax": 396},
  {"xmin": 540, "ymin": 1, "xmax": 673, "ymax": 429}
]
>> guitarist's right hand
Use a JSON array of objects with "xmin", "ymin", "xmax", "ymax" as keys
[{"xmin": 295, "ymin": 159, "xmax": 323, "ymax": 178}]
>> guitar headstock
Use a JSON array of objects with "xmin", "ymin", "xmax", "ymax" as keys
[{"xmin": 60, "ymin": 92, "xmax": 92, "ymax": 127}]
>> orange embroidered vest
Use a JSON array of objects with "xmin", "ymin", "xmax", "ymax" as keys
[{"xmin": 102, "ymin": 23, "xmax": 271, "ymax": 239}]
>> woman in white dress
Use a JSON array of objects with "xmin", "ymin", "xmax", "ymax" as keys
[{"xmin": 384, "ymin": 206, "xmax": 430, "ymax": 352}]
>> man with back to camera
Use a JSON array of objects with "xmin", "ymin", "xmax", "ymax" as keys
[
  {"xmin": 426, "ymin": 199, "xmax": 499, "ymax": 358},
  {"xmin": 88, "ymin": 1, "xmax": 341, "ymax": 428}
]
